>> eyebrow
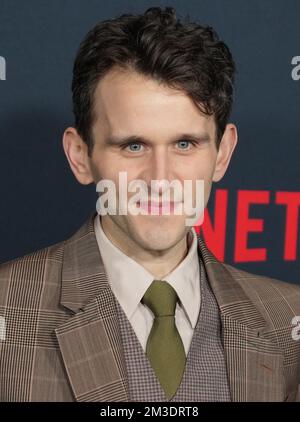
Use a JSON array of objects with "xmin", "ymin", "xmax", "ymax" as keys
[{"xmin": 104, "ymin": 132, "xmax": 211, "ymax": 146}]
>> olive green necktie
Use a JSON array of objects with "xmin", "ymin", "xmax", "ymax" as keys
[{"xmin": 142, "ymin": 280, "xmax": 186, "ymax": 399}]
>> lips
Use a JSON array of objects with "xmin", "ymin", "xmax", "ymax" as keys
[{"xmin": 137, "ymin": 200, "xmax": 180, "ymax": 213}]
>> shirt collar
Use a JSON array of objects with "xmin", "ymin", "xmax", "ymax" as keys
[{"xmin": 163, "ymin": 227, "xmax": 200, "ymax": 328}]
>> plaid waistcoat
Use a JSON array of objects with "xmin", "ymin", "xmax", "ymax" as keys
[{"xmin": 115, "ymin": 256, "xmax": 231, "ymax": 401}]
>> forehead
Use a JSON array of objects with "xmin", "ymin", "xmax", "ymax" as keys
[{"xmin": 92, "ymin": 67, "xmax": 215, "ymax": 137}]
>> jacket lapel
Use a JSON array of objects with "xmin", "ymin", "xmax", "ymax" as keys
[
  {"xmin": 55, "ymin": 213, "xmax": 128, "ymax": 402},
  {"xmin": 197, "ymin": 235, "xmax": 285, "ymax": 401}
]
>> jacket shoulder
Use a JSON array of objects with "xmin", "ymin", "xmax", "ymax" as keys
[
  {"xmin": 222, "ymin": 262, "xmax": 300, "ymax": 315},
  {"xmin": 0, "ymin": 240, "xmax": 65, "ymax": 309},
  {"xmin": 223, "ymin": 262, "xmax": 300, "ymax": 292}
]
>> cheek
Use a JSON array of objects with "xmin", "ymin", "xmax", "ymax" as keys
[
  {"xmin": 91, "ymin": 158, "xmax": 140, "ymax": 197},
  {"xmin": 90, "ymin": 153, "xmax": 118, "ymax": 181},
  {"xmin": 196, "ymin": 151, "xmax": 218, "ymax": 183},
  {"xmin": 177, "ymin": 157, "xmax": 216, "ymax": 205},
  {"xmin": 177, "ymin": 157, "xmax": 215, "ymax": 184}
]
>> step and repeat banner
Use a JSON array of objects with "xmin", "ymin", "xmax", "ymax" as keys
[{"xmin": 0, "ymin": 0, "xmax": 299, "ymax": 284}]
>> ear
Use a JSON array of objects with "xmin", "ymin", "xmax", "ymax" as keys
[
  {"xmin": 212, "ymin": 123, "xmax": 238, "ymax": 182},
  {"xmin": 62, "ymin": 127, "xmax": 94, "ymax": 185}
]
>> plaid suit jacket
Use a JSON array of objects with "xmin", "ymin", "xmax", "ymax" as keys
[{"xmin": 1, "ymin": 212, "xmax": 300, "ymax": 402}]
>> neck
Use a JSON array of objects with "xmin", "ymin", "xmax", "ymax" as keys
[{"xmin": 100, "ymin": 215, "xmax": 190, "ymax": 279}]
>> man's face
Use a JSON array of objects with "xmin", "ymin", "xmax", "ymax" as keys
[{"xmin": 73, "ymin": 67, "xmax": 236, "ymax": 253}]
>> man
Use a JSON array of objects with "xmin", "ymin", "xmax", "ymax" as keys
[{"xmin": 0, "ymin": 6, "xmax": 300, "ymax": 402}]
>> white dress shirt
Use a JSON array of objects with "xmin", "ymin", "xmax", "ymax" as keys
[{"xmin": 94, "ymin": 215, "xmax": 201, "ymax": 355}]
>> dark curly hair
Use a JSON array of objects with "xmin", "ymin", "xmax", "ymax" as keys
[{"xmin": 72, "ymin": 6, "xmax": 236, "ymax": 155}]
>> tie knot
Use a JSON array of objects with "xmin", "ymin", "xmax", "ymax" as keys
[{"xmin": 142, "ymin": 280, "xmax": 178, "ymax": 317}]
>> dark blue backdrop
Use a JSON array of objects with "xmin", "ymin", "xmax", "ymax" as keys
[{"xmin": 0, "ymin": 0, "xmax": 299, "ymax": 284}]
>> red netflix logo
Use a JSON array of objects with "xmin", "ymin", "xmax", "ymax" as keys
[{"xmin": 194, "ymin": 190, "xmax": 300, "ymax": 263}]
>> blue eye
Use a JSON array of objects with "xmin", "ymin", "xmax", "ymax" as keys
[
  {"xmin": 177, "ymin": 140, "xmax": 193, "ymax": 149},
  {"xmin": 125, "ymin": 143, "xmax": 143, "ymax": 152}
]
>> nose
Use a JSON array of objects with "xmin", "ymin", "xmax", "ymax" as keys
[{"xmin": 144, "ymin": 147, "xmax": 173, "ymax": 197}]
